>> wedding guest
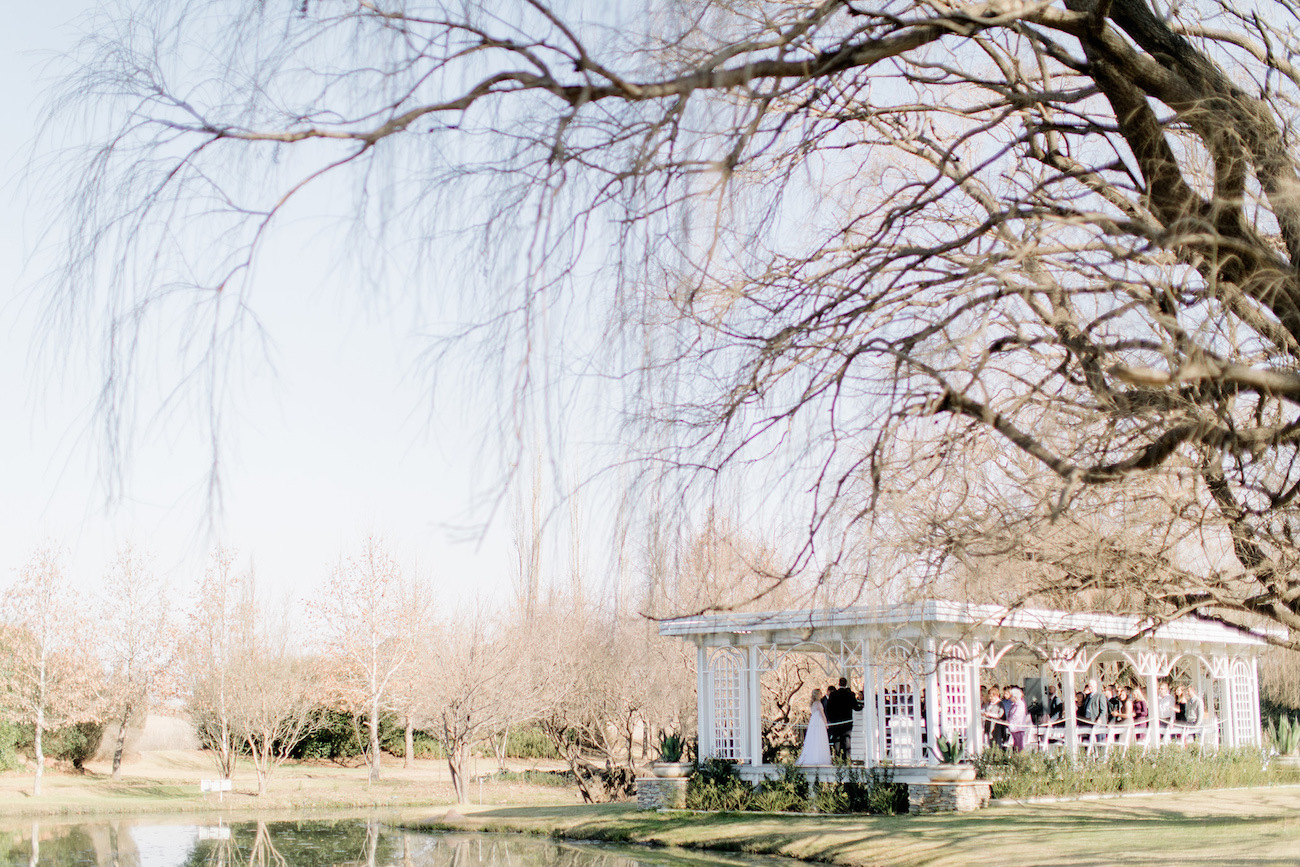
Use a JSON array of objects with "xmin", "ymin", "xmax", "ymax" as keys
[
  {"xmin": 1006, "ymin": 687, "xmax": 1032, "ymax": 752},
  {"xmin": 1047, "ymin": 685, "xmax": 1065, "ymax": 721},
  {"xmin": 1079, "ymin": 679, "xmax": 1106, "ymax": 727},
  {"xmin": 1156, "ymin": 682, "xmax": 1176, "ymax": 722},
  {"xmin": 983, "ymin": 686, "xmax": 1006, "ymax": 747},
  {"xmin": 1132, "ymin": 686, "xmax": 1149, "ymax": 732}
]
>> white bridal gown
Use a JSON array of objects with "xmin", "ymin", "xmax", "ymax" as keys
[{"xmin": 796, "ymin": 699, "xmax": 833, "ymax": 766}]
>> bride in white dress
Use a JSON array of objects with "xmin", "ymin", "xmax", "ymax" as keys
[{"xmin": 796, "ymin": 689, "xmax": 832, "ymax": 766}]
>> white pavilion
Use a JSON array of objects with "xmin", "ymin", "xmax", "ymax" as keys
[{"xmin": 660, "ymin": 600, "xmax": 1267, "ymax": 779}]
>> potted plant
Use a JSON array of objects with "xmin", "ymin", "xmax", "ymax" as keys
[
  {"xmin": 1267, "ymin": 713, "xmax": 1300, "ymax": 770},
  {"xmin": 652, "ymin": 732, "xmax": 693, "ymax": 778},
  {"xmin": 928, "ymin": 733, "xmax": 976, "ymax": 782}
]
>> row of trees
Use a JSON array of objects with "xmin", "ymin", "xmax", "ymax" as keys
[{"xmin": 0, "ymin": 534, "xmax": 715, "ymax": 802}]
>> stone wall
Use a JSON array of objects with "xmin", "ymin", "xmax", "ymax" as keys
[
  {"xmin": 635, "ymin": 776, "xmax": 688, "ymax": 810},
  {"xmin": 907, "ymin": 780, "xmax": 992, "ymax": 814}
]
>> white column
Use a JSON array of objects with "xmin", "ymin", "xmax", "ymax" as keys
[
  {"xmin": 1251, "ymin": 657, "xmax": 1262, "ymax": 747},
  {"xmin": 924, "ymin": 639, "xmax": 939, "ymax": 764},
  {"xmin": 1146, "ymin": 667, "xmax": 1159, "ymax": 752},
  {"xmin": 747, "ymin": 645, "xmax": 762, "ymax": 765},
  {"xmin": 697, "ymin": 644, "xmax": 713, "ymax": 759},
  {"xmin": 968, "ymin": 661, "xmax": 982, "ymax": 755},
  {"xmin": 864, "ymin": 655, "xmax": 879, "ymax": 765},
  {"xmin": 1215, "ymin": 657, "xmax": 1235, "ymax": 748},
  {"xmin": 1064, "ymin": 667, "xmax": 1078, "ymax": 762}
]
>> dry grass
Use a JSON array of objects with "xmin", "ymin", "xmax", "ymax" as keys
[{"xmin": 0, "ymin": 750, "xmax": 583, "ymax": 819}]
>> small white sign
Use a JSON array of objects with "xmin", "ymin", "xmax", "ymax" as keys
[
  {"xmin": 197, "ymin": 825, "xmax": 232, "ymax": 840},
  {"xmin": 200, "ymin": 779, "xmax": 233, "ymax": 793}
]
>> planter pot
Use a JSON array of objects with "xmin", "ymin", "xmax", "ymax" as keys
[
  {"xmin": 651, "ymin": 762, "xmax": 694, "ymax": 778},
  {"xmin": 928, "ymin": 763, "xmax": 977, "ymax": 783},
  {"xmin": 1275, "ymin": 755, "xmax": 1300, "ymax": 771}
]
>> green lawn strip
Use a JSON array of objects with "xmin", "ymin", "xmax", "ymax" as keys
[
  {"xmin": 0, "ymin": 776, "xmax": 458, "ymax": 818},
  {"xmin": 409, "ymin": 789, "xmax": 1300, "ymax": 867}
]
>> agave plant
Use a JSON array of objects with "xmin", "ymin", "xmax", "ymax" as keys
[
  {"xmin": 1267, "ymin": 714, "xmax": 1300, "ymax": 756},
  {"xmin": 658, "ymin": 731, "xmax": 685, "ymax": 763},
  {"xmin": 936, "ymin": 733, "xmax": 965, "ymax": 765}
]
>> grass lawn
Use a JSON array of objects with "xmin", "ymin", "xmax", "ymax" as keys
[
  {"xmin": 412, "ymin": 786, "xmax": 1300, "ymax": 866},
  {"xmin": 0, "ymin": 750, "xmax": 583, "ymax": 820}
]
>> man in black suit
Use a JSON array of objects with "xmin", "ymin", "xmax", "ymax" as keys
[{"xmin": 825, "ymin": 677, "xmax": 864, "ymax": 760}]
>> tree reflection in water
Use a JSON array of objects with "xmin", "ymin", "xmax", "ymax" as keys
[{"xmin": 0, "ymin": 819, "xmax": 776, "ymax": 866}]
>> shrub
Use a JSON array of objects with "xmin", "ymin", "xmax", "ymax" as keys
[
  {"xmin": 491, "ymin": 769, "xmax": 575, "ymax": 786},
  {"xmin": 291, "ymin": 709, "xmax": 363, "ymax": 760},
  {"xmin": 291, "ymin": 709, "xmax": 411, "ymax": 761},
  {"xmin": 975, "ymin": 745, "xmax": 1272, "ymax": 799},
  {"xmin": 0, "ymin": 721, "xmax": 20, "ymax": 771},
  {"xmin": 686, "ymin": 758, "xmax": 751, "ymax": 811},
  {"xmin": 503, "ymin": 725, "xmax": 559, "ymax": 760},
  {"xmin": 752, "ymin": 762, "xmax": 809, "ymax": 812},
  {"xmin": 16, "ymin": 722, "xmax": 104, "ymax": 769},
  {"xmin": 685, "ymin": 759, "xmax": 907, "ymax": 815}
]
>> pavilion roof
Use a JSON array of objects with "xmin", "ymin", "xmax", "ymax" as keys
[{"xmin": 658, "ymin": 599, "xmax": 1269, "ymax": 651}]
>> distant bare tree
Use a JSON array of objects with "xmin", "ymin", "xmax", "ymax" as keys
[
  {"xmin": 316, "ymin": 537, "xmax": 427, "ymax": 783},
  {"xmin": 1, "ymin": 546, "xmax": 104, "ymax": 795},
  {"xmin": 427, "ymin": 606, "xmax": 554, "ymax": 804},
  {"xmin": 99, "ymin": 545, "xmax": 173, "ymax": 780},
  {"xmin": 183, "ymin": 547, "xmax": 246, "ymax": 781},
  {"xmin": 383, "ymin": 574, "xmax": 439, "ymax": 770},
  {"xmin": 226, "ymin": 593, "xmax": 320, "ymax": 796}
]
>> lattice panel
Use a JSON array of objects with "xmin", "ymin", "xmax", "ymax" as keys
[
  {"xmin": 1231, "ymin": 660, "xmax": 1256, "ymax": 746},
  {"xmin": 710, "ymin": 648, "xmax": 745, "ymax": 760},
  {"xmin": 939, "ymin": 655, "xmax": 971, "ymax": 741}
]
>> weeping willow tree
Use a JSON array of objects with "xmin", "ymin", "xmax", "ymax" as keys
[{"xmin": 41, "ymin": 0, "xmax": 1300, "ymax": 646}]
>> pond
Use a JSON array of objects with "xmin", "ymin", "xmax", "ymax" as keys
[{"xmin": 0, "ymin": 817, "xmax": 789, "ymax": 867}]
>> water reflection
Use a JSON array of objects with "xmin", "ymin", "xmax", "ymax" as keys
[{"xmin": 0, "ymin": 820, "xmax": 773, "ymax": 867}]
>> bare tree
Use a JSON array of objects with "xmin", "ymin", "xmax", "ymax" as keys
[
  {"xmin": 226, "ymin": 592, "xmax": 321, "ymax": 796},
  {"xmin": 425, "ymin": 609, "xmax": 513, "ymax": 804},
  {"xmin": 183, "ymin": 547, "xmax": 246, "ymax": 781},
  {"xmin": 49, "ymin": 0, "xmax": 1300, "ymax": 641},
  {"xmin": 316, "ymin": 537, "xmax": 426, "ymax": 783},
  {"xmin": 99, "ymin": 545, "xmax": 173, "ymax": 781},
  {"xmin": 1, "ymin": 547, "xmax": 104, "ymax": 795},
  {"xmin": 384, "ymin": 574, "xmax": 439, "ymax": 770}
]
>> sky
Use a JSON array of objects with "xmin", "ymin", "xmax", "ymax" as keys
[{"xmin": 0, "ymin": 1, "xmax": 517, "ymax": 609}]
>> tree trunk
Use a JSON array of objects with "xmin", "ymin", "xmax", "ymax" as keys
[
  {"xmin": 33, "ymin": 705, "xmax": 44, "ymax": 798},
  {"xmin": 365, "ymin": 820, "xmax": 379, "ymax": 867},
  {"xmin": 111, "ymin": 701, "xmax": 132, "ymax": 781},
  {"xmin": 404, "ymin": 715, "xmax": 414, "ymax": 769},
  {"xmin": 494, "ymin": 730, "xmax": 508, "ymax": 772},
  {"xmin": 368, "ymin": 699, "xmax": 381, "ymax": 783},
  {"xmin": 448, "ymin": 747, "xmax": 467, "ymax": 804}
]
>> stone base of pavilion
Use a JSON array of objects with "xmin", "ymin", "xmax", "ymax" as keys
[
  {"xmin": 908, "ymin": 779, "xmax": 992, "ymax": 813},
  {"xmin": 636, "ymin": 776, "xmax": 688, "ymax": 809},
  {"xmin": 634, "ymin": 766, "xmax": 990, "ymax": 813}
]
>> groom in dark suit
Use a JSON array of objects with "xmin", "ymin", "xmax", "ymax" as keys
[{"xmin": 825, "ymin": 677, "xmax": 864, "ymax": 760}]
